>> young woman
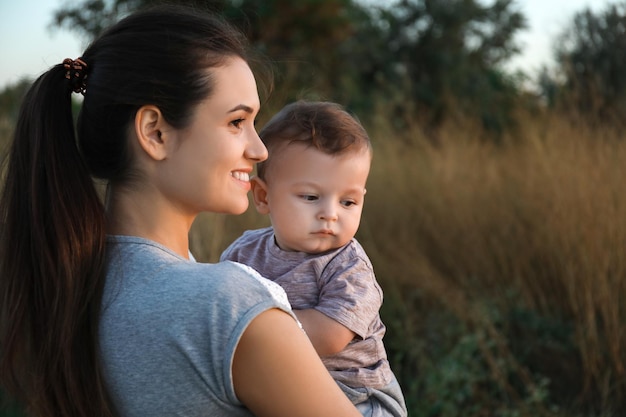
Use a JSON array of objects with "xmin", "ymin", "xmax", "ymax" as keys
[{"xmin": 0, "ymin": 6, "xmax": 361, "ymax": 417}]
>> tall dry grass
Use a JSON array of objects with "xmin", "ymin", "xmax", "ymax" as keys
[
  {"xmin": 365, "ymin": 111, "xmax": 625, "ymax": 414},
  {"xmin": 190, "ymin": 110, "xmax": 626, "ymax": 415}
]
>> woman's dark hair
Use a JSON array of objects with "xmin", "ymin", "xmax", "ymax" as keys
[
  {"xmin": 256, "ymin": 100, "xmax": 372, "ymax": 180},
  {"xmin": 0, "ymin": 5, "xmax": 252, "ymax": 416}
]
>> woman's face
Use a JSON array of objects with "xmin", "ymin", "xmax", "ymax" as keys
[{"xmin": 157, "ymin": 56, "xmax": 267, "ymax": 217}]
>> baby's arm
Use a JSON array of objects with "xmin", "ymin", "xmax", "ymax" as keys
[{"xmin": 294, "ymin": 308, "xmax": 356, "ymax": 357}]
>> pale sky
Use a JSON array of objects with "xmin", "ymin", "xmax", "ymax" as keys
[{"xmin": 0, "ymin": 0, "xmax": 616, "ymax": 91}]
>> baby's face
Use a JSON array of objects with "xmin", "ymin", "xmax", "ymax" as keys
[{"xmin": 263, "ymin": 142, "xmax": 370, "ymax": 254}]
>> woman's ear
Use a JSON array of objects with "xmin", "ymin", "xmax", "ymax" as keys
[
  {"xmin": 251, "ymin": 176, "xmax": 270, "ymax": 214},
  {"xmin": 134, "ymin": 105, "xmax": 169, "ymax": 161}
]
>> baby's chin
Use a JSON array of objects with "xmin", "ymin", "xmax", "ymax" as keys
[{"xmin": 300, "ymin": 240, "xmax": 347, "ymax": 255}]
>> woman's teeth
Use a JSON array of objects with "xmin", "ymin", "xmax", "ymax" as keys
[{"xmin": 231, "ymin": 171, "xmax": 249, "ymax": 181}]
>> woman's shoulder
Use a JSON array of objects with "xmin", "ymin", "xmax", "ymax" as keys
[
  {"xmin": 158, "ymin": 258, "xmax": 289, "ymax": 310},
  {"xmin": 175, "ymin": 259, "xmax": 286, "ymax": 302},
  {"xmin": 105, "ymin": 235, "xmax": 292, "ymax": 313}
]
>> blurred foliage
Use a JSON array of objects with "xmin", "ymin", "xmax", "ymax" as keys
[
  {"xmin": 19, "ymin": 0, "xmax": 626, "ymax": 135},
  {"xmin": 0, "ymin": 79, "xmax": 31, "ymax": 156},
  {"xmin": 546, "ymin": 2, "xmax": 626, "ymax": 127},
  {"xmin": 51, "ymin": 0, "xmax": 527, "ymax": 137},
  {"xmin": 0, "ymin": 78, "xmax": 30, "ymax": 124},
  {"xmin": 372, "ymin": 0, "xmax": 526, "ymax": 135}
]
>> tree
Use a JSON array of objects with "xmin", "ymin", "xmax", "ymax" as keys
[
  {"xmin": 0, "ymin": 78, "xmax": 31, "ymax": 124},
  {"xmin": 375, "ymin": 0, "xmax": 526, "ymax": 134},
  {"xmin": 554, "ymin": 3, "xmax": 626, "ymax": 126},
  {"xmin": 51, "ymin": 0, "xmax": 529, "ymax": 137},
  {"xmin": 52, "ymin": 0, "xmax": 149, "ymax": 39},
  {"xmin": 51, "ymin": 0, "xmax": 371, "ymax": 111},
  {"xmin": 0, "ymin": 78, "xmax": 33, "ymax": 153}
]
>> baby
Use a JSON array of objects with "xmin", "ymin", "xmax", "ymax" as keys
[{"xmin": 221, "ymin": 100, "xmax": 407, "ymax": 417}]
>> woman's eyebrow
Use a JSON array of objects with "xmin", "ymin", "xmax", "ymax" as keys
[{"xmin": 227, "ymin": 104, "xmax": 255, "ymax": 114}]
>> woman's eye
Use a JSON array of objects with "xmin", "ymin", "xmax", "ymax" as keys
[{"xmin": 230, "ymin": 118, "xmax": 244, "ymax": 128}]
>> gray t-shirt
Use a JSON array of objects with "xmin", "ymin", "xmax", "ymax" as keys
[
  {"xmin": 100, "ymin": 235, "xmax": 294, "ymax": 417},
  {"xmin": 220, "ymin": 227, "xmax": 394, "ymax": 389}
]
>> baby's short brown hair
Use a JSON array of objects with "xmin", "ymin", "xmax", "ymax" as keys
[{"xmin": 257, "ymin": 100, "xmax": 372, "ymax": 180}]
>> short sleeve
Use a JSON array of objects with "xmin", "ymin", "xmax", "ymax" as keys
[
  {"xmin": 228, "ymin": 261, "xmax": 299, "ymax": 327},
  {"xmin": 315, "ymin": 255, "xmax": 383, "ymax": 339}
]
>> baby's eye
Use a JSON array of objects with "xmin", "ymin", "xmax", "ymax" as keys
[
  {"xmin": 299, "ymin": 194, "xmax": 318, "ymax": 201},
  {"xmin": 341, "ymin": 200, "xmax": 357, "ymax": 207}
]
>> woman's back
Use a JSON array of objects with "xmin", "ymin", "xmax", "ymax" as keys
[{"xmin": 101, "ymin": 236, "xmax": 293, "ymax": 416}]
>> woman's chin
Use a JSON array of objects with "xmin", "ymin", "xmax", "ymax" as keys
[{"xmin": 221, "ymin": 201, "xmax": 250, "ymax": 215}]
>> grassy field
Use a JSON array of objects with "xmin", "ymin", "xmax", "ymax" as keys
[{"xmin": 2, "ymin": 109, "xmax": 625, "ymax": 416}]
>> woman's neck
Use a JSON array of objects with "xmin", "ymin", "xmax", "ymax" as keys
[{"xmin": 105, "ymin": 185, "xmax": 194, "ymax": 259}]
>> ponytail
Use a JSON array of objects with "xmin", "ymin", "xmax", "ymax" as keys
[{"xmin": 0, "ymin": 64, "xmax": 114, "ymax": 416}]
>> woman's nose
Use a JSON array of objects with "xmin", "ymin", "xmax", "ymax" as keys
[{"xmin": 246, "ymin": 129, "xmax": 268, "ymax": 162}]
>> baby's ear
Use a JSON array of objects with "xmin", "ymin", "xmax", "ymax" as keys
[{"xmin": 251, "ymin": 176, "xmax": 270, "ymax": 214}]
